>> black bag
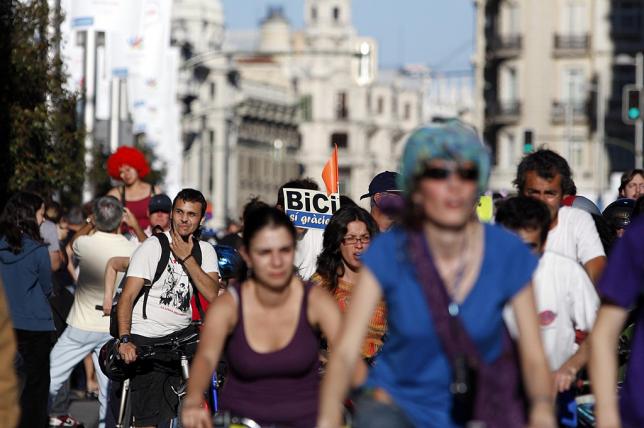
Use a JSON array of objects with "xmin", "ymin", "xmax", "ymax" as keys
[{"xmin": 109, "ymin": 233, "xmax": 205, "ymax": 338}]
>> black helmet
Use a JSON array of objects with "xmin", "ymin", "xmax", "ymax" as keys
[
  {"xmin": 99, "ymin": 338, "xmax": 134, "ymax": 382},
  {"xmin": 603, "ymin": 198, "xmax": 635, "ymax": 229}
]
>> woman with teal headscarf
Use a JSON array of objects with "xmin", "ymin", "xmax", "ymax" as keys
[{"xmin": 318, "ymin": 121, "xmax": 555, "ymax": 427}]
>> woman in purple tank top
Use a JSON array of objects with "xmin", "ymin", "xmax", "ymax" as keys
[{"xmin": 181, "ymin": 201, "xmax": 342, "ymax": 428}]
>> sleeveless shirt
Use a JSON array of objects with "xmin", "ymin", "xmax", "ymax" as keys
[
  {"xmin": 120, "ymin": 185, "xmax": 153, "ymax": 231},
  {"xmin": 220, "ymin": 282, "xmax": 321, "ymax": 427}
]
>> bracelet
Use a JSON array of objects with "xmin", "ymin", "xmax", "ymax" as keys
[{"xmin": 180, "ymin": 254, "xmax": 193, "ymax": 264}]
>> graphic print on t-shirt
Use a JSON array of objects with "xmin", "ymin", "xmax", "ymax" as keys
[{"xmin": 158, "ymin": 261, "xmax": 191, "ymax": 313}]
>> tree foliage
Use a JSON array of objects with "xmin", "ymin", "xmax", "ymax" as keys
[{"xmin": 0, "ymin": 0, "xmax": 84, "ymax": 208}]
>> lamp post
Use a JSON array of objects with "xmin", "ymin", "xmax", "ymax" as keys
[{"xmin": 616, "ymin": 52, "xmax": 644, "ymax": 169}]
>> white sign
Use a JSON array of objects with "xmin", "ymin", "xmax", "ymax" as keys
[{"xmin": 282, "ymin": 189, "xmax": 341, "ymax": 230}]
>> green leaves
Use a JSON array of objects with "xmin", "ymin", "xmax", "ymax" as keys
[{"xmin": 1, "ymin": 0, "xmax": 84, "ymax": 206}]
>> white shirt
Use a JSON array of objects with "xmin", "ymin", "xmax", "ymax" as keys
[
  {"xmin": 546, "ymin": 206, "xmax": 605, "ymax": 265},
  {"xmin": 295, "ymin": 228, "xmax": 324, "ymax": 281},
  {"xmin": 69, "ymin": 232, "xmax": 138, "ymax": 332},
  {"xmin": 504, "ymin": 251, "xmax": 599, "ymax": 370},
  {"xmin": 127, "ymin": 232, "xmax": 219, "ymax": 337}
]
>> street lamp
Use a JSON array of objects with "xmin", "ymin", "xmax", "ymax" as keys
[{"xmin": 615, "ymin": 52, "xmax": 644, "ymax": 169}]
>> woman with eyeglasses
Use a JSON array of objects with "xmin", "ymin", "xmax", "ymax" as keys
[
  {"xmin": 312, "ymin": 205, "xmax": 385, "ymax": 363},
  {"xmin": 318, "ymin": 121, "xmax": 555, "ymax": 428}
]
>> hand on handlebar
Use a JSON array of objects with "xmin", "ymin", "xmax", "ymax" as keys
[
  {"xmin": 180, "ymin": 399, "xmax": 212, "ymax": 428},
  {"xmin": 118, "ymin": 342, "xmax": 138, "ymax": 364}
]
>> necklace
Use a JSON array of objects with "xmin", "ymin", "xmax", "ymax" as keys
[{"xmin": 446, "ymin": 228, "xmax": 470, "ymax": 317}]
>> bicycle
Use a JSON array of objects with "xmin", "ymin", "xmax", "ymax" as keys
[{"xmin": 105, "ymin": 324, "xmax": 200, "ymax": 428}]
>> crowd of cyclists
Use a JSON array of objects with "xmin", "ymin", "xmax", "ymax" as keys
[{"xmin": 0, "ymin": 120, "xmax": 643, "ymax": 428}]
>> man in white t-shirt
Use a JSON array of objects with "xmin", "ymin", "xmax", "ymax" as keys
[
  {"xmin": 276, "ymin": 178, "xmax": 324, "ymax": 280},
  {"xmin": 117, "ymin": 189, "xmax": 220, "ymax": 426},
  {"xmin": 48, "ymin": 196, "xmax": 138, "ymax": 428},
  {"xmin": 497, "ymin": 197, "xmax": 599, "ymax": 393},
  {"xmin": 514, "ymin": 149, "xmax": 606, "ymax": 285}
]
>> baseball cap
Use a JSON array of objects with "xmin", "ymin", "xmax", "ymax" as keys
[
  {"xmin": 148, "ymin": 194, "xmax": 172, "ymax": 214},
  {"xmin": 360, "ymin": 171, "xmax": 402, "ymax": 199}
]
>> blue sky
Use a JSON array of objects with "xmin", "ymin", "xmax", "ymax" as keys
[{"xmin": 221, "ymin": 0, "xmax": 475, "ymax": 71}]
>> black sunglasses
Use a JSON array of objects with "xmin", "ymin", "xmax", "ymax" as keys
[{"xmin": 421, "ymin": 165, "xmax": 479, "ymax": 182}]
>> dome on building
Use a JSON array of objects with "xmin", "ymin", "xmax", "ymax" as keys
[{"xmin": 259, "ymin": 6, "xmax": 291, "ymax": 53}]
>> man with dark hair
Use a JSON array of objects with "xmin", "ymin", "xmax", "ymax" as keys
[
  {"xmin": 497, "ymin": 197, "xmax": 599, "ymax": 398},
  {"xmin": 276, "ymin": 178, "xmax": 323, "ymax": 280},
  {"xmin": 618, "ymin": 168, "xmax": 644, "ymax": 200},
  {"xmin": 117, "ymin": 189, "xmax": 219, "ymax": 426},
  {"xmin": 360, "ymin": 171, "xmax": 403, "ymax": 232},
  {"xmin": 514, "ymin": 149, "xmax": 606, "ymax": 285},
  {"xmin": 48, "ymin": 196, "xmax": 138, "ymax": 428}
]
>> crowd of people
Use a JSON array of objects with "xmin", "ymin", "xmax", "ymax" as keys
[{"xmin": 0, "ymin": 122, "xmax": 642, "ymax": 428}]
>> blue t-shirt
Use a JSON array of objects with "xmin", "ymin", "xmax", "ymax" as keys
[
  {"xmin": 598, "ymin": 216, "xmax": 644, "ymax": 427},
  {"xmin": 362, "ymin": 224, "xmax": 538, "ymax": 427}
]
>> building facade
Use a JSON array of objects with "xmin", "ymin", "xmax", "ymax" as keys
[
  {"xmin": 474, "ymin": 0, "xmax": 643, "ymax": 200},
  {"xmin": 177, "ymin": 0, "xmax": 425, "ymax": 227}
]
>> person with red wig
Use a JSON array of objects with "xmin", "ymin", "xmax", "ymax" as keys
[{"xmin": 106, "ymin": 146, "xmax": 160, "ymax": 233}]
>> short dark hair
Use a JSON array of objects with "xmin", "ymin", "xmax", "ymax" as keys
[
  {"xmin": 513, "ymin": 149, "xmax": 577, "ymax": 196},
  {"xmin": 276, "ymin": 178, "xmax": 319, "ymax": 208},
  {"xmin": 619, "ymin": 169, "xmax": 644, "ymax": 195},
  {"xmin": 316, "ymin": 205, "xmax": 378, "ymax": 291},
  {"xmin": 242, "ymin": 198, "xmax": 296, "ymax": 250},
  {"xmin": 495, "ymin": 196, "xmax": 551, "ymax": 245},
  {"xmin": 172, "ymin": 188, "xmax": 207, "ymax": 219}
]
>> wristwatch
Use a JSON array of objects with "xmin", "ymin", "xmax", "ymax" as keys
[{"xmin": 119, "ymin": 335, "xmax": 132, "ymax": 344}]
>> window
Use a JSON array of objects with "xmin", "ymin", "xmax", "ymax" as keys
[
  {"xmin": 336, "ymin": 92, "xmax": 348, "ymax": 119},
  {"xmin": 331, "ymin": 132, "xmax": 348, "ymax": 149},
  {"xmin": 562, "ymin": 68, "xmax": 585, "ymax": 104},
  {"xmin": 333, "ymin": 7, "xmax": 340, "ymax": 22},
  {"xmin": 501, "ymin": 66, "xmax": 518, "ymax": 102},
  {"xmin": 564, "ymin": 1, "xmax": 586, "ymax": 35},
  {"xmin": 377, "ymin": 96, "xmax": 384, "ymax": 114},
  {"xmin": 404, "ymin": 103, "xmax": 411, "ymax": 120},
  {"xmin": 209, "ymin": 130, "xmax": 215, "ymax": 144},
  {"xmin": 210, "ymin": 82, "xmax": 216, "ymax": 99},
  {"xmin": 311, "ymin": 6, "xmax": 317, "ymax": 21},
  {"xmin": 501, "ymin": 2, "xmax": 520, "ymax": 35},
  {"xmin": 339, "ymin": 166, "xmax": 351, "ymax": 194},
  {"xmin": 300, "ymin": 95, "xmax": 313, "ymax": 121}
]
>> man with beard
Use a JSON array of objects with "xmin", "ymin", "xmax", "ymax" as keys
[{"xmin": 116, "ymin": 189, "xmax": 220, "ymax": 427}]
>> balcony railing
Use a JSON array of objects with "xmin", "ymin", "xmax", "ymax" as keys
[
  {"xmin": 486, "ymin": 100, "xmax": 521, "ymax": 124},
  {"xmin": 489, "ymin": 34, "xmax": 522, "ymax": 58},
  {"xmin": 551, "ymin": 100, "xmax": 588, "ymax": 124},
  {"xmin": 553, "ymin": 34, "xmax": 591, "ymax": 55}
]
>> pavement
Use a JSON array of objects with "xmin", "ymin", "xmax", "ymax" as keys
[{"xmin": 68, "ymin": 394, "xmax": 99, "ymax": 428}]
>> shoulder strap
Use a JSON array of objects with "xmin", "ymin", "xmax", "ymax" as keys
[
  {"xmin": 407, "ymin": 231, "xmax": 482, "ymax": 364},
  {"xmin": 153, "ymin": 233, "xmax": 171, "ymax": 284},
  {"xmin": 190, "ymin": 240, "xmax": 205, "ymax": 319},
  {"xmin": 139, "ymin": 233, "xmax": 171, "ymax": 320},
  {"xmin": 120, "ymin": 185, "xmax": 126, "ymax": 205}
]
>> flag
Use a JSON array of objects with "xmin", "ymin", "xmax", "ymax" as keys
[{"xmin": 322, "ymin": 145, "xmax": 339, "ymax": 195}]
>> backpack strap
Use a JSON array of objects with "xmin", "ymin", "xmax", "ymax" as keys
[
  {"xmin": 142, "ymin": 232, "xmax": 207, "ymax": 320},
  {"xmin": 140, "ymin": 233, "xmax": 171, "ymax": 320},
  {"xmin": 190, "ymin": 240, "xmax": 205, "ymax": 320}
]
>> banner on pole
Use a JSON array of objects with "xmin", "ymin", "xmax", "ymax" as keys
[{"xmin": 282, "ymin": 188, "xmax": 341, "ymax": 230}]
